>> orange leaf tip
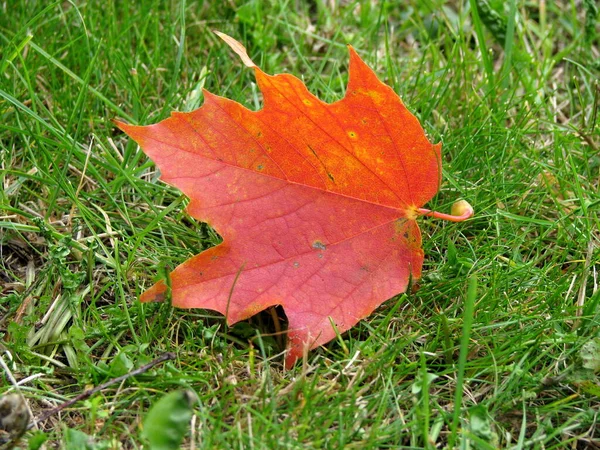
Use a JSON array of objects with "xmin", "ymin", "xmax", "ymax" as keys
[{"xmin": 417, "ymin": 200, "xmax": 474, "ymax": 222}]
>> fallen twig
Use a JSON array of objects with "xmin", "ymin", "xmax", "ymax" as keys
[{"xmin": 28, "ymin": 351, "xmax": 176, "ymax": 430}]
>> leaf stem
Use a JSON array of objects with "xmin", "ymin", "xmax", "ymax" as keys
[
  {"xmin": 417, "ymin": 208, "xmax": 472, "ymax": 222},
  {"xmin": 417, "ymin": 200, "xmax": 474, "ymax": 222}
]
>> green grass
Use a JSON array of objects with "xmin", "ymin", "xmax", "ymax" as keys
[{"xmin": 1, "ymin": 0, "xmax": 599, "ymax": 448}]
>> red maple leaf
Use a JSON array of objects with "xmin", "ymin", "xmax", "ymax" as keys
[{"xmin": 115, "ymin": 33, "xmax": 472, "ymax": 368}]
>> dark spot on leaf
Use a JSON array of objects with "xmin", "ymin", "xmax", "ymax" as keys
[
  {"xmin": 257, "ymin": 164, "xmax": 264, "ymax": 171},
  {"xmin": 312, "ymin": 241, "xmax": 326, "ymax": 251},
  {"xmin": 327, "ymin": 173, "xmax": 335, "ymax": 182},
  {"xmin": 257, "ymin": 131, "xmax": 262, "ymax": 137},
  {"xmin": 403, "ymin": 232, "xmax": 409, "ymax": 239}
]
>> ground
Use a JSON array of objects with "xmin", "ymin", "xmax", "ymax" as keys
[{"xmin": 1, "ymin": 0, "xmax": 599, "ymax": 448}]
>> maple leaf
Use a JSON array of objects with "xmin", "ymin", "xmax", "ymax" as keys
[{"xmin": 115, "ymin": 33, "xmax": 473, "ymax": 368}]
